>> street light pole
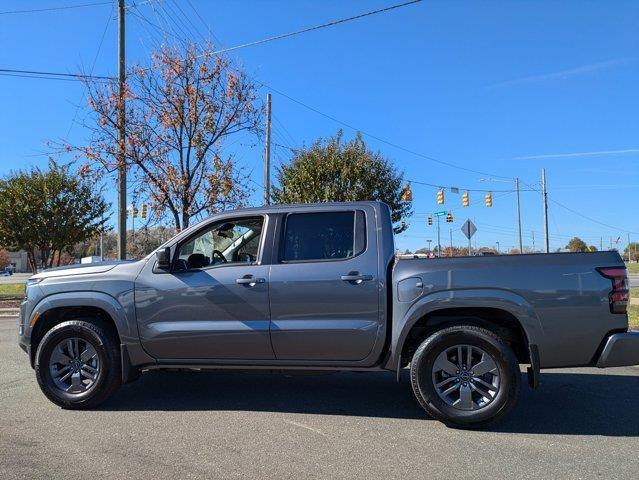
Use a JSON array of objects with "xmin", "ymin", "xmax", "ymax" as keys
[
  {"xmin": 449, "ymin": 228, "xmax": 453, "ymax": 256},
  {"xmin": 515, "ymin": 177, "xmax": 523, "ymax": 253},
  {"xmin": 437, "ymin": 215, "xmax": 441, "ymax": 257},
  {"xmin": 480, "ymin": 177, "xmax": 524, "ymax": 254}
]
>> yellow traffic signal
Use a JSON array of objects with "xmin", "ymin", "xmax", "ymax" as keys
[
  {"xmin": 401, "ymin": 183, "xmax": 413, "ymax": 202},
  {"xmin": 132, "ymin": 206, "xmax": 138, "ymax": 218},
  {"xmin": 141, "ymin": 203, "xmax": 148, "ymax": 219},
  {"xmin": 446, "ymin": 212, "xmax": 453, "ymax": 223},
  {"xmin": 485, "ymin": 192, "xmax": 493, "ymax": 207},
  {"xmin": 462, "ymin": 191, "xmax": 469, "ymax": 207},
  {"xmin": 428, "ymin": 216, "xmax": 433, "ymax": 226},
  {"xmin": 437, "ymin": 189, "xmax": 445, "ymax": 205}
]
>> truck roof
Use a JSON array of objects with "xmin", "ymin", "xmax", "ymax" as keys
[{"xmin": 213, "ymin": 200, "xmax": 384, "ymax": 215}]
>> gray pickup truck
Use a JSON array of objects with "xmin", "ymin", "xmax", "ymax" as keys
[{"xmin": 18, "ymin": 201, "xmax": 638, "ymax": 427}]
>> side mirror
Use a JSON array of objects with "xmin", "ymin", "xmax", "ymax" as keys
[{"xmin": 156, "ymin": 247, "xmax": 171, "ymax": 270}]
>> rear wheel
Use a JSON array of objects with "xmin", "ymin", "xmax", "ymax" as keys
[
  {"xmin": 35, "ymin": 320, "xmax": 121, "ymax": 409},
  {"xmin": 410, "ymin": 325, "xmax": 520, "ymax": 428}
]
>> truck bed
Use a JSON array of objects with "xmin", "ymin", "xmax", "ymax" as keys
[{"xmin": 392, "ymin": 251, "xmax": 627, "ymax": 367}]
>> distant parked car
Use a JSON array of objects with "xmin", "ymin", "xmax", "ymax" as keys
[{"xmin": 0, "ymin": 270, "xmax": 12, "ymax": 276}]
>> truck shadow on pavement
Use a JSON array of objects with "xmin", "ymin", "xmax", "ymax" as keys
[{"xmin": 103, "ymin": 369, "xmax": 639, "ymax": 436}]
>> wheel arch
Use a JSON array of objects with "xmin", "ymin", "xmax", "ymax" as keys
[
  {"xmin": 387, "ymin": 289, "xmax": 543, "ymax": 371},
  {"xmin": 27, "ymin": 292, "xmax": 134, "ymax": 368}
]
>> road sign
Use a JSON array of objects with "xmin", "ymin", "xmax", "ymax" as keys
[
  {"xmin": 461, "ymin": 219, "xmax": 477, "ymax": 239},
  {"xmin": 434, "ymin": 211, "xmax": 447, "ymax": 217}
]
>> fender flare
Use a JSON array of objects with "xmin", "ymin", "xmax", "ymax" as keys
[
  {"xmin": 28, "ymin": 290, "xmax": 138, "ymax": 344},
  {"xmin": 387, "ymin": 288, "xmax": 544, "ymax": 371}
]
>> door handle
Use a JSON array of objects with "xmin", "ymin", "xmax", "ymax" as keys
[
  {"xmin": 236, "ymin": 275, "xmax": 266, "ymax": 285},
  {"xmin": 340, "ymin": 273, "xmax": 373, "ymax": 284}
]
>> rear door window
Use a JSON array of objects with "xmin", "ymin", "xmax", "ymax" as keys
[{"xmin": 281, "ymin": 211, "xmax": 366, "ymax": 262}]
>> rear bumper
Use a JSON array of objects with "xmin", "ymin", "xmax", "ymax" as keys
[{"xmin": 596, "ymin": 331, "xmax": 639, "ymax": 368}]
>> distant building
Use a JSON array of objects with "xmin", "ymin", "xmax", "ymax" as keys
[{"xmin": 7, "ymin": 250, "xmax": 30, "ymax": 273}]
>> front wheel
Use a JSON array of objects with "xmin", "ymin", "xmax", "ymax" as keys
[
  {"xmin": 35, "ymin": 320, "xmax": 121, "ymax": 409},
  {"xmin": 410, "ymin": 325, "xmax": 521, "ymax": 428}
]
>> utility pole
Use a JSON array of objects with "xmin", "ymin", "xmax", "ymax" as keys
[
  {"xmin": 117, "ymin": 0, "xmax": 127, "ymax": 260},
  {"xmin": 496, "ymin": 241, "xmax": 500, "ymax": 254},
  {"xmin": 263, "ymin": 93, "xmax": 272, "ymax": 205},
  {"xmin": 515, "ymin": 177, "xmax": 523, "ymax": 253},
  {"xmin": 541, "ymin": 168, "xmax": 549, "ymax": 253},
  {"xmin": 600, "ymin": 237, "xmax": 603, "ymax": 251},
  {"xmin": 427, "ymin": 239, "xmax": 432, "ymax": 254}
]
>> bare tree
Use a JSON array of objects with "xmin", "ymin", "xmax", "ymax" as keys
[{"xmin": 67, "ymin": 43, "xmax": 262, "ymax": 230}]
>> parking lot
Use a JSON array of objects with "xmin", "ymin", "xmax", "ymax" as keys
[{"xmin": 1, "ymin": 316, "xmax": 638, "ymax": 480}]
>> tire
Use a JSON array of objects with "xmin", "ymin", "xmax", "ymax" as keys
[
  {"xmin": 410, "ymin": 325, "xmax": 520, "ymax": 429},
  {"xmin": 34, "ymin": 320, "xmax": 121, "ymax": 409}
]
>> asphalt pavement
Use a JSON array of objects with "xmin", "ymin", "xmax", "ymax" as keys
[{"xmin": 1, "ymin": 316, "xmax": 638, "ymax": 480}]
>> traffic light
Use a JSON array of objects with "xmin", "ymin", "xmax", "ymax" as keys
[
  {"xmin": 428, "ymin": 216, "xmax": 433, "ymax": 226},
  {"xmin": 446, "ymin": 212, "xmax": 453, "ymax": 223},
  {"xmin": 462, "ymin": 191, "xmax": 469, "ymax": 207},
  {"xmin": 401, "ymin": 183, "xmax": 413, "ymax": 202},
  {"xmin": 437, "ymin": 189, "xmax": 445, "ymax": 205},
  {"xmin": 132, "ymin": 206, "xmax": 139, "ymax": 218},
  {"xmin": 485, "ymin": 192, "xmax": 493, "ymax": 207},
  {"xmin": 141, "ymin": 203, "xmax": 148, "ymax": 219}
]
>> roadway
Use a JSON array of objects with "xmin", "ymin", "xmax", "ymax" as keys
[{"xmin": 1, "ymin": 316, "xmax": 638, "ymax": 479}]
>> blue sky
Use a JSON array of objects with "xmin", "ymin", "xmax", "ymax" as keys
[{"xmin": 0, "ymin": 0, "xmax": 637, "ymax": 253}]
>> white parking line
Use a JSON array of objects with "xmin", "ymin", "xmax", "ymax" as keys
[{"xmin": 283, "ymin": 419, "xmax": 327, "ymax": 437}]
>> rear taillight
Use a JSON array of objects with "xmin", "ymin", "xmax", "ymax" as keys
[{"xmin": 597, "ymin": 267, "xmax": 629, "ymax": 314}]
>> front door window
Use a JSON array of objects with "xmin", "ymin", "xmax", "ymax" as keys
[{"xmin": 175, "ymin": 217, "xmax": 263, "ymax": 271}]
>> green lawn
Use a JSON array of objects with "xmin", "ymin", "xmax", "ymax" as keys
[
  {"xmin": 628, "ymin": 305, "xmax": 639, "ymax": 330},
  {"xmin": 0, "ymin": 283, "xmax": 25, "ymax": 296},
  {"xmin": 630, "ymin": 288, "xmax": 639, "ymax": 330},
  {"xmin": 626, "ymin": 262, "xmax": 639, "ymax": 274}
]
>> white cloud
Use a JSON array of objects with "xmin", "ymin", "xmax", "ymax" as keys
[
  {"xmin": 489, "ymin": 58, "xmax": 634, "ymax": 89},
  {"xmin": 512, "ymin": 149, "xmax": 639, "ymax": 160}
]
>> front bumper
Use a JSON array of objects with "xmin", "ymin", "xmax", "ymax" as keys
[
  {"xmin": 18, "ymin": 300, "xmax": 31, "ymax": 359},
  {"xmin": 596, "ymin": 331, "xmax": 639, "ymax": 368}
]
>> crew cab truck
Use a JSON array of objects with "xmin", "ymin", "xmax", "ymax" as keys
[{"xmin": 18, "ymin": 201, "xmax": 639, "ymax": 428}]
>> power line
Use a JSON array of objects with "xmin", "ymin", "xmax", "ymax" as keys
[
  {"xmin": 257, "ymin": 80, "xmax": 513, "ymax": 180},
  {"xmin": 548, "ymin": 196, "xmax": 639, "ymax": 235},
  {"xmin": 0, "ymin": 1, "xmax": 111, "ymax": 15},
  {"xmin": 407, "ymin": 178, "xmax": 533, "ymax": 193},
  {"xmin": 0, "ymin": 72, "xmax": 81, "ymax": 82},
  {"xmin": 0, "ymin": 68, "xmax": 114, "ymax": 81},
  {"xmin": 207, "ymin": 0, "xmax": 423, "ymax": 56},
  {"xmin": 521, "ymin": 178, "xmax": 638, "ymax": 235},
  {"xmin": 65, "ymin": 3, "xmax": 114, "ymax": 138},
  {"xmin": 133, "ymin": 0, "xmax": 496, "ymax": 185}
]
